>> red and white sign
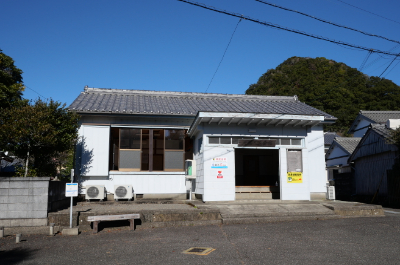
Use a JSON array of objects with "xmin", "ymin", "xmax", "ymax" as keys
[{"xmin": 217, "ymin": 171, "xmax": 223, "ymax": 179}]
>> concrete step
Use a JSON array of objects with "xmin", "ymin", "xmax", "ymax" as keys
[{"xmin": 222, "ymin": 215, "xmax": 341, "ymax": 225}]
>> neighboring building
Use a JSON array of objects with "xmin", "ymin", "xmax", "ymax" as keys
[
  {"xmin": 348, "ymin": 110, "xmax": 400, "ymax": 137},
  {"xmin": 0, "ymin": 151, "xmax": 23, "ymax": 177},
  {"xmin": 69, "ymin": 87, "xmax": 336, "ymax": 202},
  {"xmin": 348, "ymin": 124, "xmax": 397, "ymax": 199},
  {"xmin": 325, "ymin": 137, "xmax": 361, "ymax": 182},
  {"xmin": 324, "ymin": 132, "xmax": 340, "ymax": 154}
]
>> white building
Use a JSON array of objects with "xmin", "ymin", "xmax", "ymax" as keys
[
  {"xmin": 69, "ymin": 87, "xmax": 336, "ymax": 201},
  {"xmin": 325, "ymin": 137, "xmax": 361, "ymax": 182}
]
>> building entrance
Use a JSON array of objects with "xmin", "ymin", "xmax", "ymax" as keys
[{"xmin": 235, "ymin": 149, "xmax": 280, "ymax": 199}]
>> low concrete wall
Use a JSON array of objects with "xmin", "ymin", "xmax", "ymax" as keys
[{"xmin": 0, "ymin": 177, "xmax": 50, "ymax": 220}]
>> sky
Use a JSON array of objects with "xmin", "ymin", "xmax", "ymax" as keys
[{"xmin": 2, "ymin": 0, "xmax": 400, "ymax": 107}]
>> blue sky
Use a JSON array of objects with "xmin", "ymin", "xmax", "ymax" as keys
[{"xmin": 2, "ymin": 0, "xmax": 400, "ymax": 106}]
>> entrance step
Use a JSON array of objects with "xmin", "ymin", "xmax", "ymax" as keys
[{"xmin": 236, "ymin": 193, "xmax": 280, "ymax": 200}]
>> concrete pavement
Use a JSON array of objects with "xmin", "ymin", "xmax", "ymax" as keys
[{"xmin": 2, "ymin": 199, "xmax": 385, "ymax": 236}]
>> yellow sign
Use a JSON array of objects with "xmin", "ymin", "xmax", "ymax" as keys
[{"xmin": 287, "ymin": 172, "xmax": 303, "ymax": 183}]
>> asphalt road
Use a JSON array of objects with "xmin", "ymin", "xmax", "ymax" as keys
[{"xmin": 1, "ymin": 211, "xmax": 400, "ymax": 265}]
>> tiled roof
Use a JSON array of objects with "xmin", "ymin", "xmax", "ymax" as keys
[
  {"xmin": 324, "ymin": 132, "xmax": 340, "ymax": 145},
  {"xmin": 68, "ymin": 87, "xmax": 336, "ymax": 120},
  {"xmin": 370, "ymin": 123, "xmax": 392, "ymax": 138},
  {"xmin": 335, "ymin": 137, "xmax": 362, "ymax": 154},
  {"xmin": 360, "ymin": 110, "xmax": 400, "ymax": 123}
]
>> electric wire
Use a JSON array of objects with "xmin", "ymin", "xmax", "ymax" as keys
[
  {"xmin": 336, "ymin": 0, "xmax": 400, "ymax": 25},
  {"xmin": 384, "ymin": 59, "xmax": 400, "ymax": 78},
  {"xmin": 359, "ymin": 50, "xmax": 373, "ymax": 71},
  {"xmin": 177, "ymin": 0, "xmax": 400, "ymax": 57},
  {"xmin": 25, "ymin": 85, "xmax": 47, "ymax": 100},
  {"xmin": 205, "ymin": 18, "xmax": 242, "ymax": 93},
  {"xmin": 364, "ymin": 45, "xmax": 400, "ymax": 70},
  {"xmin": 255, "ymin": 0, "xmax": 400, "ymax": 45},
  {"xmin": 379, "ymin": 55, "xmax": 399, "ymax": 77}
]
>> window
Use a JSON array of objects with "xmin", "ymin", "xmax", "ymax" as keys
[
  {"xmin": 111, "ymin": 128, "xmax": 191, "ymax": 172},
  {"xmin": 208, "ymin": 136, "xmax": 303, "ymax": 147}
]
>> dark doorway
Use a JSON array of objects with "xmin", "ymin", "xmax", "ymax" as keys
[{"xmin": 235, "ymin": 149, "xmax": 279, "ymax": 194}]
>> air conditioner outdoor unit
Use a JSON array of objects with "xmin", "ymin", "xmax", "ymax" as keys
[
  {"xmin": 326, "ymin": 185, "xmax": 335, "ymax": 200},
  {"xmin": 114, "ymin": 185, "xmax": 133, "ymax": 201},
  {"xmin": 85, "ymin": 185, "xmax": 106, "ymax": 201}
]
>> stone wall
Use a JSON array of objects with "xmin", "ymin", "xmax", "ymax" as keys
[{"xmin": 0, "ymin": 177, "xmax": 50, "ymax": 225}]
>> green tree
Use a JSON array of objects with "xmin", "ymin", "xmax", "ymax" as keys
[
  {"xmin": 0, "ymin": 49, "xmax": 27, "ymax": 109},
  {"xmin": 0, "ymin": 99, "xmax": 80, "ymax": 177},
  {"xmin": 246, "ymin": 56, "xmax": 400, "ymax": 133}
]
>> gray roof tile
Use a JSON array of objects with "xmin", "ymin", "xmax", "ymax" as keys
[
  {"xmin": 324, "ymin": 132, "xmax": 340, "ymax": 145},
  {"xmin": 68, "ymin": 87, "xmax": 336, "ymax": 119},
  {"xmin": 360, "ymin": 110, "xmax": 400, "ymax": 123},
  {"xmin": 334, "ymin": 137, "xmax": 362, "ymax": 154},
  {"xmin": 370, "ymin": 123, "xmax": 392, "ymax": 138}
]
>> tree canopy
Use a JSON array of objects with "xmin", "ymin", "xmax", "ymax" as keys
[
  {"xmin": 0, "ymin": 99, "xmax": 80, "ymax": 176},
  {"xmin": 246, "ymin": 56, "xmax": 400, "ymax": 133},
  {"xmin": 0, "ymin": 49, "xmax": 27, "ymax": 109}
]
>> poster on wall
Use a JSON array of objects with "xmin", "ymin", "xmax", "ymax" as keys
[
  {"xmin": 211, "ymin": 157, "xmax": 228, "ymax": 168},
  {"xmin": 287, "ymin": 172, "xmax": 303, "ymax": 183},
  {"xmin": 217, "ymin": 171, "xmax": 223, "ymax": 179}
]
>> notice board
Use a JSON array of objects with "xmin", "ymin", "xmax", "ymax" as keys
[{"xmin": 287, "ymin": 149, "xmax": 302, "ymax": 172}]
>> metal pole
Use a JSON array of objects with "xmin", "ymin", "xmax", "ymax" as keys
[{"xmin": 69, "ymin": 169, "xmax": 74, "ymax": 229}]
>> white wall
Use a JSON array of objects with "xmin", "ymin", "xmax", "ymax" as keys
[
  {"xmin": 279, "ymin": 148, "xmax": 310, "ymax": 200},
  {"xmin": 326, "ymin": 145, "xmax": 349, "ymax": 167},
  {"xmin": 353, "ymin": 119, "xmax": 371, "ymax": 137},
  {"xmin": 78, "ymin": 125, "xmax": 110, "ymax": 177},
  {"xmin": 202, "ymin": 145, "xmax": 236, "ymax": 201},
  {"xmin": 193, "ymin": 129, "xmax": 205, "ymax": 197},
  {"xmin": 306, "ymin": 125, "xmax": 327, "ymax": 194}
]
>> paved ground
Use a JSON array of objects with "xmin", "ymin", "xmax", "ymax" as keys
[{"xmin": 1, "ymin": 211, "xmax": 399, "ymax": 265}]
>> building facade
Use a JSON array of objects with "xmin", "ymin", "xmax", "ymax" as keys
[{"xmin": 69, "ymin": 87, "xmax": 336, "ymax": 201}]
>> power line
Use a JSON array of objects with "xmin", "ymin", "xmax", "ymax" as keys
[
  {"xmin": 255, "ymin": 0, "xmax": 400, "ymax": 45},
  {"xmin": 364, "ymin": 45, "xmax": 400, "ymax": 70},
  {"xmin": 359, "ymin": 50, "xmax": 373, "ymax": 71},
  {"xmin": 25, "ymin": 85, "xmax": 47, "ymax": 99},
  {"xmin": 336, "ymin": 0, "xmax": 400, "ymax": 25},
  {"xmin": 379, "ymin": 55, "xmax": 399, "ymax": 77},
  {"xmin": 206, "ymin": 18, "xmax": 242, "ymax": 93},
  {"xmin": 177, "ymin": 0, "xmax": 400, "ymax": 57},
  {"xmin": 384, "ymin": 59, "xmax": 400, "ymax": 78}
]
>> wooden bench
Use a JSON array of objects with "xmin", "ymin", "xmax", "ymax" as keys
[{"xmin": 87, "ymin": 214, "xmax": 140, "ymax": 234}]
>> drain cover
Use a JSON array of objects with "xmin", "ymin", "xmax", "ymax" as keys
[{"xmin": 182, "ymin": 247, "xmax": 215, "ymax": 255}]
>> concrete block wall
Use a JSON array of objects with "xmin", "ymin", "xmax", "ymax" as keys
[{"xmin": 0, "ymin": 177, "xmax": 50, "ymax": 220}]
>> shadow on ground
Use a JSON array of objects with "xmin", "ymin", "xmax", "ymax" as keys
[{"xmin": 0, "ymin": 247, "xmax": 37, "ymax": 265}]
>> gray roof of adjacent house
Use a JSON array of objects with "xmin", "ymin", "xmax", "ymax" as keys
[
  {"xmin": 68, "ymin": 87, "xmax": 336, "ymax": 120},
  {"xmin": 370, "ymin": 123, "xmax": 392, "ymax": 139},
  {"xmin": 360, "ymin": 111, "xmax": 400, "ymax": 123},
  {"xmin": 325, "ymin": 137, "xmax": 361, "ymax": 160},
  {"xmin": 324, "ymin": 132, "xmax": 340, "ymax": 145},
  {"xmin": 334, "ymin": 137, "xmax": 362, "ymax": 154},
  {"xmin": 348, "ymin": 110, "xmax": 400, "ymax": 133},
  {"xmin": 348, "ymin": 123, "xmax": 397, "ymax": 162}
]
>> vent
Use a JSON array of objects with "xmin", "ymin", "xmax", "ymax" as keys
[
  {"xmin": 182, "ymin": 247, "xmax": 215, "ymax": 255},
  {"xmin": 114, "ymin": 185, "xmax": 133, "ymax": 201},
  {"xmin": 85, "ymin": 185, "xmax": 105, "ymax": 201}
]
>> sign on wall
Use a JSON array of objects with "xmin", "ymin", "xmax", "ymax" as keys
[
  {"xmin": 287, "ymin": 172, "xmax": 303, "ymax": 183},
  {"xmin": 287, "ymin": 149, "xmax": 302, "ymax": 172},
  {"xmin": 211, "ymin": 157, "xmax": 228, "ymax": 168}
]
